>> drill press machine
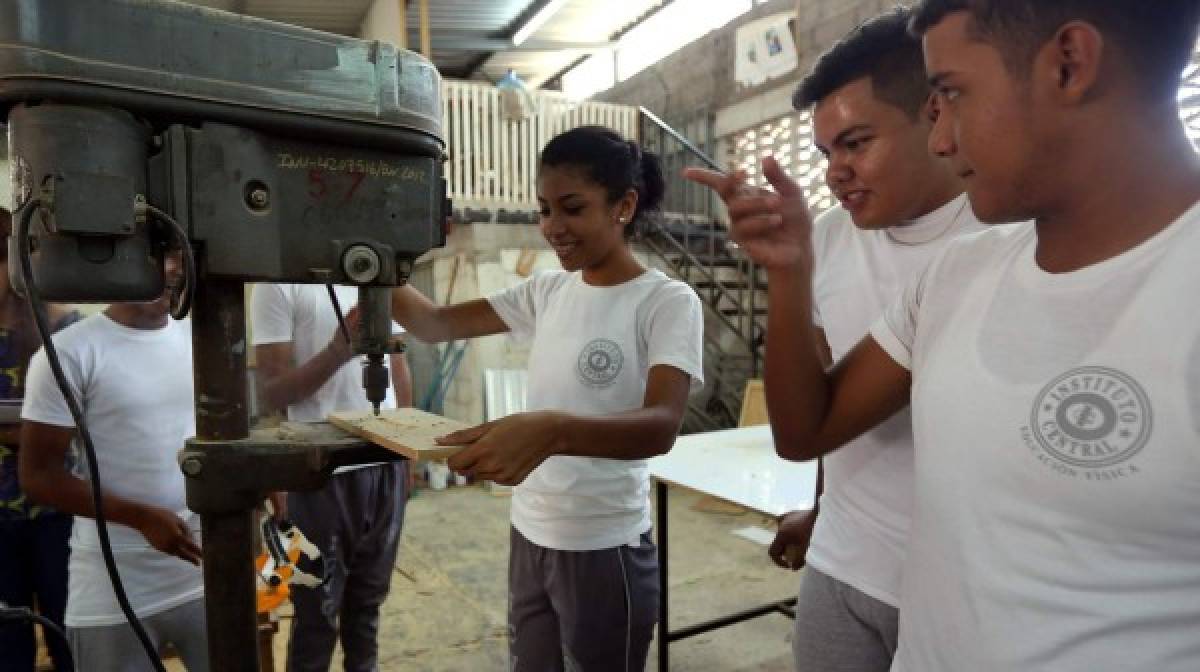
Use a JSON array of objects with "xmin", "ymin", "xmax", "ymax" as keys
[{"xmin": 0, "ymin": 0, "xmax": 448, "ymax": 668}]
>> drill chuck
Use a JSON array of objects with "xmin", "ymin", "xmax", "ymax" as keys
[
  {"xmin": 362, "ymin": 353, "xmax": 389, "ymax": 416},
  {"xmin": 355, "ymin": 286, "xmax": 393, "ymax": 415}
]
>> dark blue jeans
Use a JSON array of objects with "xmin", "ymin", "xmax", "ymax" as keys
[{"xmin": 0, "ymin": 512, "xmax": 72, "ymax": 672}]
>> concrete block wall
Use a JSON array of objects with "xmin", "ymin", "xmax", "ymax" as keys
[
  {"xmin": 796, "ymin": 0, "xmax": 906, "ymax": 71},
  {"xmin": 595, "ymin": 0, "xmax": 791, "ymax": 122},
  {"xmin": 597, "ymin": 0, "xmax": 904, "ymax": 132}
]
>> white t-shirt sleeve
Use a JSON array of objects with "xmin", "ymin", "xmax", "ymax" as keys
[
  {"xmin": 645, "ymin": 283, "xmax": 706, "ymax": 391},
  {"xmin": 486, "ymin": 274, "xmax": 544, "ymax": 343},
  {"xmin": 869, "ymin": 259, "xmax": 932, "ymax": 371},
  {"xmin": 250, "ymin": 283, "xmax": 296, "ymax": 346},
  {"xmin": 22, "ymin": 346, "xmax": 82, "ymax": 428}
]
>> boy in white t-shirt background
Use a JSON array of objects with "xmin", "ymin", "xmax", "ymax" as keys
[
  {"xmin": 19, "ymin": 255, "xmax": 208, "ymax": 670},
  {"xmin": 251, "ymin": 283, "xmax": 412, "ymax": 672},
  {"xmin": 693, "ymin": 1, "xmax": 1200, "ymax": 670},
  {"xmin": 734, "ymin": 7, "xmax": 982, "ymax": 671}
]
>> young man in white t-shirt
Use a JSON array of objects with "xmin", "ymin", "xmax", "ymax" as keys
[
  {"xmin": 19, "ymin": 259, "xmax": 207, "ymax": 670},
  {"xmin": 692, "ymin": 1, "xmax": 1200, "ymax": 670},
  {"xmin": 250, "ymin": 283, "xmax": 411, "ymax": 672},
  {"xmin": 750, "ymin": 8, "xmax": 979, "ymax": 671}
]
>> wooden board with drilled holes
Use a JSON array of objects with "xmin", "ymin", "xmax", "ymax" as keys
[{"xmin": 327, "ymin": 407, "xmax": 472, "ymax": 461}]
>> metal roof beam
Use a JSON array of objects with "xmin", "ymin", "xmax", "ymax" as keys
[{"xmin": 434, "ymin": 34, "xmax": 613, "ymax": 52}]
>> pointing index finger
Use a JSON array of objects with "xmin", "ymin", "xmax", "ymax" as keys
[{"xmin": 683, "ymin": 167, "xmax": 743, "ymax": 199}]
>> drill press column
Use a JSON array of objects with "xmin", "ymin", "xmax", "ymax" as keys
[{"xmin": 189, "ymin": 279, "xmax": 259, "ymax": 671}]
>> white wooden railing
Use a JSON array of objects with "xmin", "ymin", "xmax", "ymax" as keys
[{"xmin": 441, "ymin": 79, "xmax": 639, "ymax": 206}]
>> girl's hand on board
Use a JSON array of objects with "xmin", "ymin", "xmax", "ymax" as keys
[{"xmin": 440, "ymin": 411, "xmax": 567, "ymax": 486}]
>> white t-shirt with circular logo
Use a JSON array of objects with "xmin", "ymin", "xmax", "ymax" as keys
[
  {"xmin": 872, "ymin": 201, "xmax": 1200, "ymax": 671},
  {"xmin": 488, "ymin": 269, "xmax": 705, "ymax": 551}
]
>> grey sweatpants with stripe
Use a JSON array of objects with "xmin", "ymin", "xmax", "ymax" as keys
[
  {"xmin": 67, "ymin": 597, "xmax": 208, "ymax": 672},
  {"xmin": 285, "ymin": 462, "xmax": 407, "ymax": 672},
  {"xmin": 792, "ymin": 567, "xmax": 898, "ymax": 672},
  {"xmin": 508, "ymin": 526, "xmax": 659, "ymax": 672}
]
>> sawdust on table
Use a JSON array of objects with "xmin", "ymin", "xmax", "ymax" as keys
[
  {"xmin": 351, "ymin": 417, "xmax": 453, "ymax": 431},
  {"xmin": 275, "ymin": 425, "xmax": 306, "ymax": 441}
]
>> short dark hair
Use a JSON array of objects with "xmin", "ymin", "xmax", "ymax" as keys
[
  {"xmin": 793, "ymin": 6, "xmax": 930, "ymax": 118},
  {"xmin": 539, "ymin": 126, "xmax": 665, "ymax": 237},
  {"xmin": 910, "ymin": 1, "xmax": 1200, "ymax": 99}
]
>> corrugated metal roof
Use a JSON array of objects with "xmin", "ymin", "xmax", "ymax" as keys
[
  {"xmin": 243, "ymin": 0, "xmax": 376, "ymax": 34},
  {"xmin": 483, "ymin": 0, "xmax": 662, "ymax": 85},
  {"xmin": 181, "ymin": 0, "xmax": 662, "ymax": 84},
  {"xmin": 393, "ymin": 0, "xmax": 528, "ymax": 76}
]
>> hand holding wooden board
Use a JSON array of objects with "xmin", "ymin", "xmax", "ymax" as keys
[{"xmin": 327, "ymin": 408, "xmax": 472, "ymax": 461}]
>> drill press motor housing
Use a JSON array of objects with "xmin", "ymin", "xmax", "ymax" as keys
[{"xmin": 1, "ymin": 0, "xmax": 447, "ymax": 302}]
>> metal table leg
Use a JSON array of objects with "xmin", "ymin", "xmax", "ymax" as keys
[
  {"xmin": 654, "ymin": 479, "xmax": 798, "ymax": 671},
  {"xmin": 656, "ymin": 479, "xmax": 669, "ymax": 672}
]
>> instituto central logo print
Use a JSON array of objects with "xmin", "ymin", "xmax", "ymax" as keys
[
  {"xmin": 576, "ymin": 338, "xmax": 623, "ymax": 388},
  {"xmin": 1029, "ymin": 366, "xmax": 1152, "ymax": 469}
]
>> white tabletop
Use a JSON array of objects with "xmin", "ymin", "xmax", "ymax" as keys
[{"xmin": 649, "ymin": 424, "xmax": 818, "ymax": 518}]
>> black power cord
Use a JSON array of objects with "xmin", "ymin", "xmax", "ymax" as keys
[
  {"xmin": 143, "ymin": 204, "xmax": 196, "ymax": 321},
  {"xmin": 325, "ymin": 284, "xmax": 353, "ymax": 345},
  {"xmin": 16, "ymin": 200, "xmax": 169, "ymax": 672},
  {"xmin": 0, "ymin": 600, "xmax": 75, "ymax": 671}
]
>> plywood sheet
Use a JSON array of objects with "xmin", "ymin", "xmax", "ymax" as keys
[
  {"xmin": 739, "ymin": 379, "xmax": 768, "ymax": 428},
  {"xmin": 327, "ymin": 408, "xmax": 472, "ymax": 461}
]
